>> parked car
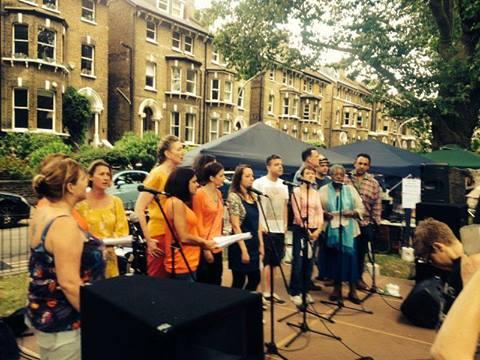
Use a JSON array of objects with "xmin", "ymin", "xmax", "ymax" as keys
[
  {"xmin": 107, "ymin": 170, "xmax": 149, "ymax": 210},
  {"xmin": 0, "ymin": 192, "xmax": 31, "ymax": 227}
]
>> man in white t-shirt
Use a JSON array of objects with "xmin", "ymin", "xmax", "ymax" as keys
[{"xmin": 253, "ymin": 154, "xmax": 289, "ymax": 303}]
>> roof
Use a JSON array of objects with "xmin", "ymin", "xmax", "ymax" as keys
[{"xmin": 423, "ymin": 145, "xmax": 480, "ymax": 169}]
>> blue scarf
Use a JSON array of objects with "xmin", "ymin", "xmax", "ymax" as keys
[{"xmin": 326, "ymin": 183, "xmax": 356, "ymax": 254}]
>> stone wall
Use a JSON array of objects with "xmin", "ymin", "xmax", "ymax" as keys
[{"xmin": 0, "ymin": 180, "xmax": 36, "ymax": 205}]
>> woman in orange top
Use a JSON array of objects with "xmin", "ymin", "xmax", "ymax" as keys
[
  {"xmin": 193, "ymin": 162, "xmax": 225, "ymax": 285},
  {"xmin": 163, "ymin": 168, "xmax": 217, "ymax": 280},
  {"xmin": 135, "ymin": 135, "xmax": 183, "ymax": 278}
]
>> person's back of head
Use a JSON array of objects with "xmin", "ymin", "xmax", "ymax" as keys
[
  {"xmin": 165, "ymin": 167, "xmax": 195, "ymax": 205},
  {"xmin": 414, "ymin": 218, "xmax": 457, "ymax": 261}
]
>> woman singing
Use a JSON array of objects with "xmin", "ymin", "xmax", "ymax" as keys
[
  {"xmin": 27, "ymin": 155, "xmax": 105, "ymax": 359},
  {"xmin": 163, "ymin": 168, "xmax": 217, "ymax": 280},
  {"xmin": 193, "ymin": 162, "xmax": 225, "ymax": 285},
  {"xmin": 319, "ymin": 164, "xmax": 364, "ymax": 304},
  {"xmin": 76, "ymin": 160, "xmax": 128, "ymax": 278},
  {"xmin": 135, "ymin": 135, "xmax": 183, "ymax": 278},
  {"xmin": 227, "ymin": 164, "xmax": 264, "ymax": 291}
]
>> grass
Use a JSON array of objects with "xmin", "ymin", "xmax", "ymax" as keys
[
  {"xmin": 375, "ymin": 253, "xmax": 413, "ymax": 279},
  {"xmin": 0, "ymin": 273, "xmax": 29, "ymax": 317}
]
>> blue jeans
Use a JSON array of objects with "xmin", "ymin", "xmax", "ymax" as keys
[{"xmin": 289, "ymin": 225, "xmax": 314, "ymax": 296}]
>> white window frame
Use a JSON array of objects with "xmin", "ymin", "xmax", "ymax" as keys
[
  {"xmin": 282, "ymin": 70, "xmax": 287, "ymax": 84},
  {"xmin": 13, "ymin": 88, "xmax": 29, "ymax": 129},
  {"xmin": 209, "ymin": 118, "xmax": 219, "ymax": 141},
  {"xmin": 223, "ymin": 119, "xmax": 231, "ymax": 135},
  {"xmin": 357, "ymin": 112, "xmax": 363, "ymax": 127},
  {"xmin": 170, "ymin": 112, "xmax": 180, "ymax": 137},
  {"xmin": 186, "ymin": 69, "xmax": 196, "ymax": 94},
  {"xmin": 283, "ymin": 97, "xmax": 289, "ymax": 115},
  {"xmin": 146, "ymin": 21, "xmax": 156, "ymax": 42},
  {"xmin": 343, "ymin": 111, "xmax": 350, "ymax": 126},
  {"xmin": 81, "ymin": 0, "xmax": 95, "ymax": 21},
  {"xmin": 288, "ymin": 73, "xmax": 293, "ymax": 87},
  {"xmin": 268, "ymin": 95, "xmax": 274, "ymax": 114},
  {"xmin": 185, "ymin": 113, "xmax": 195, "ymax": 143},
  {"xmin": 224, "ymin": 81, "xmax": 232, "ymax": 103},
  {"xmin": 81, "ymin": 44, "xmax": 95, "ymax": 76},
  {"xmin": 145, "ymin": 61, "xmax": 156, "ymax": 90},
  {"xmin": 312, "ymin": 103, "xmax": 318, "ymax": 122},
  {"xmin": 303, "ymin": 102, "xmax": 310, "ymax": 120},
  {"xmin": 171, "ymin": 67, "xmax": 181, "ymax": 92},
  {"xmin": 212, "ymin": 51, "xmax": 219, "ymax": 64},
  {"xmin": 269, "ymin": 69, "xmax": 275, "ymax": 81},
  {"xmin": 172, "ymin": 0, "xmax": 185, "ymax": 18},
  {"xmin": 13, "ymin": 24, "xmax": 29, "ymax": 58},
  {"xmin": 37, "ymin": 90, "xmax": 55, "ymax": 131},
  {"xmin": 237, "ymin": 87, "xmax": 244, "ymax": 108},
  {"xmin": 211, "ymin": 79, "xmax": 220, "ymax": 101},
  {"xmin": 37, "ymin": 28, "xmax": 55, "ymax": 61},
  {"xmin": 157, "ymin": 0, "xmax": 169, "ymax": 12},
  {"xmin": 42, "ymin": 0, "xmax": 57, "ymax": 11},
  {"xmin": 172, "ymin": 31, "xmax": 181, "ymax": 50},
  {"xmin": 184, "ymin": 35, "xmax": 193, "ymax": 54},
  {"xmin": 292, "ymin": 98, "xmax": 298, "ymax": 116}
]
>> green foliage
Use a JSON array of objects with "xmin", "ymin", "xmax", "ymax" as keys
[
  {"xmin": 0, "ymin": 133, "xmax": 65, "ymax": 159},
  {"xmin": 0, "ymin": 156, "xmax": 32, "ymax": 180},
  {"xmin": 74, "ymin": 146, "xmax": 130, "ymax": 169},
  {"xmin": 30, "ymin": 142, "xmax": 72, "ymax": 170},
  {"xmin": 114, "ymin": 131, "xmax": 161, "ymax": 171},
  {"xmin": 63, "ymin": 87, "xmax": 92, "ymax": 146}
]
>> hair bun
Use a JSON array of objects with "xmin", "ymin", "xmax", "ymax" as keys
[{"xmin": 32, "ymin": 174, "xmax": 47, "ymax": 197}]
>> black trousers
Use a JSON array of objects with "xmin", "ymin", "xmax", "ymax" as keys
[
  {"xmin": 196, "ymin": 252, "xmax": 223, "ymax": 285},
  {"xmin": 231, "ymin": 270, "xmax": 261, "ymax": 291}
]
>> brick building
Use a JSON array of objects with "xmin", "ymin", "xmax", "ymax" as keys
[
  {"xmin": 0, "ymin": 0, "xmax": 110, "ymax": 145},
  {"xmin": 108, "ymin": 0, "xmax": 250, "ymax": 144}
]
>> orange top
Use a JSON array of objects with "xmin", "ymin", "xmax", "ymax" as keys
[
  {"xmin": 163, "ymin": 197, "xmax": 201, "ymax": 274},
  {"xmin": 37, "ymin": 198, "xmax": 89, "ymax": 232},
  {"xmin": 144, "ymin": 166, "xmax": 169, "ymax": 237},
  {"xmin": 192, "ymin": 188, "xmax": 223, "ymax": 254}
]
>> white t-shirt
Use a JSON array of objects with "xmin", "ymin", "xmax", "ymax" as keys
[{"xmin": 252, "ymin": 176, "xmax": 289, "ymax": 233}]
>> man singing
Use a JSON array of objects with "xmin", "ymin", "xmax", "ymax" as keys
[
  {"xmin": 348, "ymin": 153, "xmax": 381, "ymax": 290},
  {"xmin": 253, "ymin": 155, "xmax": 289, "ymax": 304}
]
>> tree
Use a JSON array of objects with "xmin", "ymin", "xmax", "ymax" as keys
[
  {"xmin": 63, "ymin": 87, "xmax": 92, "ymax": 146},
  {"xmin": 202, "ymin": 0, "xmax": 480, "ymax": 149}
]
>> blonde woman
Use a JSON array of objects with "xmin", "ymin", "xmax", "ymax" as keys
[{"xmin": 76, "ymin": 160, "xmax": 128, "ymax": 278}]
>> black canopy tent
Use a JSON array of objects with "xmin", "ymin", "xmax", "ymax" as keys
[{"xmin": 182, "ymin": 122, "xmax": 352, "ymax": 178}]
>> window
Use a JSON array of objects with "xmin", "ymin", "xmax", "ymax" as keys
[
  {"xmin": 171, "ymin": 67, "xmax": 181, "ymax": 92},
  {"xmin": 223, "ymin": 119, "xmax": 231, "ymax": 135},
  {"xmin": 343, "ymin": 111, "xmax": 350, "ymax": 126},
  {"xmin": 211, "ymin": 79, "xmax": 219, "ymax": 100},
  {"xmin": 172, "ymin": 31, "xmax": 181, "ymax": 50},
  {"xmin": 185, "ymin": 114, "xmax": 195, "ymax": 143},
  {"xmin": 312, "ymin": 103, "xmax": 318, "ymax": 122},
  {"xmin": 37, "ymin": 28, "xmax": 55, "ymax": 61},
  {"xmin": 170, "ymin": 112, "xmax": 180, "ymax": 137},
  {"xmin": 13, "ymin": 24, "xmax": 29, "ymax": 57},
  {"xmin": 146, "ymin": 21, "xmax": 156, "ymax": 42},
  {"xmin": 292, "ymin": 98, "xmax": 298, "ymax": 116},
  {"xmin": 282, "ymin": 71, "xmax": 287, "ymax": 84},
  {"xmin": 268, "ymin": 95, "xmax": 274, "ymax": 113},
  {"xmin": 212, "ymin": 51, "xmax": 219, "ymax": 63},
  {"xmin": 37, "ymin": 90, "xmax": 55, "ymax": 130},
  {"xmin": 184, "ymin": 35, "xmax": 193, "ymax": 54},
  {"xmin": 288, "ymin": 73, "xmax": 293, "ymax": 87},
  {"xmin": 172, "ymin": 0, "xmax": 185, "ymax": 18},
  {"xmin": 283, "ymin": 97, "xmax": 289, "ymax": 115},
  {"xmin": 13, "ymin": 89, "xmax": 29, "ymax": 128},
  {"xmin": 81, "ymin": 45, "xmax": 94, "ymax": 76},
  {"xmin": 145, "ymin": 62, "xmax": 156, "ymax": 89},
  {"xmin": 269, "ymin": 69, "xmax": 275, "ymax": 81},
  {"xmin": 157, "ymin": 0, "xmax": 168, "ymax": 12},
  {"xmin": 43, "ymin": 0, "xmax": 57, "ymax": 10},
  {"xmin": 303, "ymin": 103, "xmax": 310, "ymax": 120},
  {"xmin": 383, "ymin": 122, "xmax": 389, "ymax": 132},
  {"xmin": 224, "ymin": 81, "xmax": 232, "ymax": 103},
  {"xmin": 237, "ymin": 87, "xmax": 244, "ymax": 108},
  {"xmin": 357, "ymin": 112, "xmax": 363, "ymax": 127},
  {"xmin": 304, "ymin": 79, "xmax": 313, "ymax": 93},
  {"xmin": 81, "ymin": 0, "xmax": 95, "ymax": 21},
  {"xmin": 210, "ymin": 118, "xmax": 219, "ymax": 141},
  {"xmin": 186, "ymin": 69, "xmax": 196, "ymax": 94}
]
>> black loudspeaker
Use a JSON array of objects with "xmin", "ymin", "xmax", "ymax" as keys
[
  {"xmin": 416, "ymin": 202, "xmax": 467, "ymax": 238},
  {"xmin": 81, "ymin": 276, "xmax": 264, "ymax": 360},
  {"xmin": 421, "ymin": 164, "xmax": 465, "ymax": 204}
]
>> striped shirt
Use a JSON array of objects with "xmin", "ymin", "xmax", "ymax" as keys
[{"xmin": 345, "ymin": 172, "xmax": 381, "ymax": 226}]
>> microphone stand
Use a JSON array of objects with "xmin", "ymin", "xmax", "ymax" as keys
[
  {"xmin": 152, "ymin": 195, "xmax": 195, "ymax": 281},
  {"xmin": 278, "ymin": 182, "xmax": 340, "ymax": 346},
  {"xmin": 251, "ymin": 190, "xmax": 287, "ymax": 360},
  {"xmin": 320, "ymin": 183, "xmax": 372, "ymax": 322}
]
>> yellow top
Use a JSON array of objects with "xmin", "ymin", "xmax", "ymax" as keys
[
  {"xmin": 76, "ymin": 196, "xmax": 129, "ymax": 239},
  {"xmin": 144, "ymin": 166, "xmax": 169, "ymax": 237}
]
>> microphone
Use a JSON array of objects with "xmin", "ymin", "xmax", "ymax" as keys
[
  {"xmin": 332, "ymin": 181, "xmax": 343, "ymax": 190},
  {"xmin": 298, "ymin": 177, "xmax": 314, "ymax": 185},
  {"xmin": 137, "ymin": 184, "xmax": 170, "ymax": 196},
  {"xmin": 283, "ymin": 180, "xmax": 299, "ymax": 187},
  {"xmin": 247, "ymin": 186, "xmax": 269, "ymax": 198}
]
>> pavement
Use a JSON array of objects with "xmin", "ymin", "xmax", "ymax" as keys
[{"xmin": 17, "ymin": 262, "xmax": 435, "ymax": 360}]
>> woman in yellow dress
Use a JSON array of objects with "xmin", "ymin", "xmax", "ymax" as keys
[{"xmin": 76, "ymin": 160, "xmax": 128, "ymax": 278}]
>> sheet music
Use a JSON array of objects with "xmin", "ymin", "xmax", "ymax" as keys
[
  {"xmin": 213, "ymin": 232, "xmax": 252, "ymax": 248},
  {"xmin": 402, "ymin": 178, "xmax": 421, "ymax": 209}
]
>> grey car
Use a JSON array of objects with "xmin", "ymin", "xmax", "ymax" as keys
[{"xmin": 107, "ymin": 170, "xmax": 149, "ymax": 210}]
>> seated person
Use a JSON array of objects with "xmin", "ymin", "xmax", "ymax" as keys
[{"xmin": 414, "ymin": 218, "xmax": 480, "ymax": 305}]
